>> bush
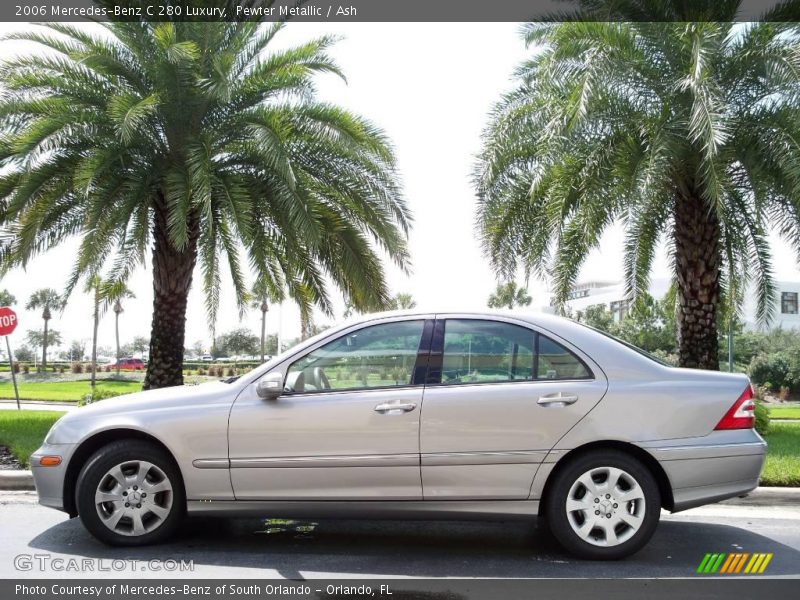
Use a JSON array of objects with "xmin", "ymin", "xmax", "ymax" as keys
[
  {"xmin": 197, "ymin": 367, "xmax": 206, "ymax": 376},
  {"xmin": 12, "ymin": 362, "xmax": 19, "ymax": 374},
  {"xmin": 78, "ymin": 387, "xmax": 122, "ymax": 407},
  {"xmin": 71, "ymin": 362, "xmax": 83, "ymax": 374},
  {"xmin": 22, "ymin": 365, "xmax": 29, "ymax": 374},
  {"xmin": 226, "ymin": 367, "xmax": 235, "ymax": 377},
  {"xmin": 754, "ymin": 398, "xmax": 770, "ymax": 436},
  {"xmin": 749, "ymin": 353, "xmax": 792, "ymax": 391}
]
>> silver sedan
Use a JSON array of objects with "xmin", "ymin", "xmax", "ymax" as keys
[{"xmin": 31, "ymin": 311, "xmax": 766, "ymax": 559}]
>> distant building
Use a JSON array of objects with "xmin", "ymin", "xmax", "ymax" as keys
[{"xmin": 542, "ymin": 278, "xmax": 800, "ymax": 331}]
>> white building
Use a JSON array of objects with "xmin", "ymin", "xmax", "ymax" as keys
[{"xmin": 541, "ymin": 278, "xmax": 800, "ymax": 331}]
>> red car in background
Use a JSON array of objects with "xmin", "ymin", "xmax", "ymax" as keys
[{"xmin": 110, "ymin": 357, "xmax": 145, "ymax": 371}]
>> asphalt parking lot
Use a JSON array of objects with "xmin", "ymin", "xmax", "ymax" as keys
[{"xmin": 1, "ymin": 491, "xmax": 799, "ymax": 579}]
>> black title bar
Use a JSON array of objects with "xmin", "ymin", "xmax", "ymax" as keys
[{"xmin": 3, "ymin": 0, "xmax": 800, "ymax": 23}]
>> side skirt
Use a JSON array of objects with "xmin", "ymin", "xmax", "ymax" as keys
[{"xmin": 187, "ymin": 499, "xmax": 540, "ymax": 521}]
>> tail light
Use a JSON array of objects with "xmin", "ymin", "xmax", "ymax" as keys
[{"xmin": 715, "ymin": 384, "xmax": 756, "ymax": 430}]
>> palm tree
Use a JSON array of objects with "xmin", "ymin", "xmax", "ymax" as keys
[
  {"xmin": 389, "ymin": 293, "xmax": 417, "ymax": 310},
  {"xmin": 475, "ymin": 6, "xmax": 800, "ymax": 369},
  {"xmin": 25, "ymin": 289, "xmax": 63, "ymax": 369},
  {"xmin": 0, "ymin": 20, "xmax": 410, "ymax": 389},
  {"xmin": 106, "ymin": 282, "xmax": 135, "ymax": 376},
  {"xmin": 250, "ymin": 278, "xmax": 282, "ymax": 363},
  {"xmin": 487, "ymin": 282, "xmax": 532, "ymax": 310},
  {"xmin": 84, "ymin": 275, "xmax": 104, "ymax": 388},
  {"xmin": 0, "ymin": 290, "xmax": 15, "ymax": 307}
]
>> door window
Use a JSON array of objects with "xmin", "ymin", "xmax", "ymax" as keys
[
  {"xmin": 285, "ymin": 320, "xmax": 426, "ymax": 393},
  {"xmin": 437, "ymin": 319, "xmax": 592, "ymax": 385},
  {"xmin": 440, "ymin": 319, "xmax": 535, "ymax": 384},
  {"xmin": 536, "ymin": 334, "xmax": 591, "ymax": 380}
]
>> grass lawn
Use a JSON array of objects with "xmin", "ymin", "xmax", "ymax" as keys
[
  {"xmin": 0, "ymin": 411, "xmax": 65, "ymax": 468},
  {"xmin": 761, "ymin": 422, "xmax": 800, "ymax": 487},
  {"xmin": 768, "ymin": 405, "xmax": 800, "ymax": 420},
  {"xmin": 0, "ymin": 380, "xmax": 141, "ymax": 402}
]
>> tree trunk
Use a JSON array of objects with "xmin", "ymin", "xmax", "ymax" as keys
[
  {"xmin": 674, "ymin": 190, "xmax": 721, "ymax": 370},
  {"xmin": 42, "ymin": 316, "xmax": 48, "ymax": 370},
  {"xmin": 260, "ymin": 308, "xmax": 267, "ymax": 362},
  {"xmin": 90, "ymin": 297, "xmax": 99, "ymax": 389},
  {"xmin": 143, "ymin": 200, "xmax": 199, "ymax": 390},
  {"xmin": 115, "ymin": 311, "xmax": 121, "ymax": 376}
]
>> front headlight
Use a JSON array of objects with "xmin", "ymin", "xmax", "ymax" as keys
[{"xmin": 43, "ymin": 415, "xmax": 65, "ymax": 444}]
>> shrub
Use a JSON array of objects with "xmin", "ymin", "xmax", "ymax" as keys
[
  {"xmin": 227, "ymin": 367, "xmax": 235, "ymax": 377},
  {"xmin": 58, "ymin": 366, "xmax": 65, "ymax": 374},
  {"xmin": 71, "ymin": 362, "xmax": 83, "ymax": 374},
  {"xmin": 12, "ymin": 362, "xmax": 19, "ymax": 374},
  {"xmin": 22, "ymin": 365, "xmax": 29, "ymax": 374},
  {"xmin": 754, "ymin": 398, "xmax": 770, "ymax": 436},
  {"xmin": 197, "ymin": 367, "xmax": 206, "ymax": 376},
  {"xmin": 749, "ymin": 352, "xmax": 792, "ymax": 391},
  {"xmin": 78, "ymin": 387, "xmax": 122, "ymax": 407},
  {"xmin": 778, "ymin": 386, "xmax": 790, "ymax": 402}
]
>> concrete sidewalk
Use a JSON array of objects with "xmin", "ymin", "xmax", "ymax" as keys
[{"xmin": 0, "ymin": 399, "xmax": 77, "ymax": 411}]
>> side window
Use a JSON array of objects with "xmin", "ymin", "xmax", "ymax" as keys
[
  {"xmin": 441, "ymin": 320, "xmax": 534, "ymax": 384},
  {"xmin": 285, "ymin": 320, "xmax": 425, "ymax": 393},
  {"xmin": 537, "ymin": 334, "xmax": 591, "ymax": 380}
]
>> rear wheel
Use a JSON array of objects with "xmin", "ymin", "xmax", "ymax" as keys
[
  {"xmin": 544, "ymin": 450, "xmax": 660, "ymax": 560},
  {"xmin": 76, "ymin": 440, "xmax": 184, "ymax": 546}
]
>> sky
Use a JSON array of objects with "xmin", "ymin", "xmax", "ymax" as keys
[{"xmin": 1, "ymin": 21, "xmax": 799, "ymax": 357}]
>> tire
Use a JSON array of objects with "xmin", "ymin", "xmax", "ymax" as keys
[
  {"xmin": 75, "ymin": 440, "xmax": 185, "ymax": 546},
  {"xmin": 543, "ymin": 449, "xmax": 661, "ymax": 560}
]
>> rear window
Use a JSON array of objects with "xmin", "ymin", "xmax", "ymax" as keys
[{"xmin": 581, "ymin": 324, "xmax": 672, "ymax": 367}]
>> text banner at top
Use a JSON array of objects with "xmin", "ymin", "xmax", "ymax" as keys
[{"xmin": 4, "ymin": 0, "xmax": 800, "ymax": 23}]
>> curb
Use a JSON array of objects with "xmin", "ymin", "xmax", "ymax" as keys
[{"xmin": 0, "ymin": 470, "xmax": 34, "ymax": 491}]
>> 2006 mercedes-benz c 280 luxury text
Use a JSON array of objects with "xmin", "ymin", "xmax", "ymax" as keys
[{"xmin": 31, "ymin": 311, "xmax": 766, "ymax": 559}]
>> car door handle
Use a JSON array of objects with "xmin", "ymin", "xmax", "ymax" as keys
[
  {"xmin": 374, "ymin": 402, "xmax": 417, "ymax": 413},
  {"xmin": 537, "ymin": 393, "xmax": 579, "ymax": 407}
]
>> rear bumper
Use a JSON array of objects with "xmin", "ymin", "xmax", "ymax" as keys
[{"xmin": 642, "ymin": 430, "xmax": 767, "ymax": 512}]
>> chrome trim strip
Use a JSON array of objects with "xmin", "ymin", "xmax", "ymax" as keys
[
  {"xmin": 192, "ymin": 458, "xmax": 230, "ymax": 469},
  {"xmin": 651, "ymin": 442, "xmax": 766, "ymax": 453},
  {"xmin": 229, "ymin": 454, "xmax": 419, "ymax": 468},
  {"xmin": 187, "ymin": 499, "xmax": 540, "ymax": 520},
  {"xmin": 421, "ymin": 450, "xmax": 547, "ymax": 466}
]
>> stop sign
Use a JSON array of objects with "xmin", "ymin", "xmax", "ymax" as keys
[{"xmin": 0, "ymin": 306, "xmax": 18, "ymax": 336}]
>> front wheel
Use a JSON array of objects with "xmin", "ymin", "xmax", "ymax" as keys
[
  {"xmin": 76, "ymin": 440, "xmax": 185, "ymax": 546},
  {"xmin": 543, "ymin": 450, "xmax": 661, "ymax": 560}
]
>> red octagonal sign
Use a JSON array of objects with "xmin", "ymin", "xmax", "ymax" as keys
[{"xmin": 0, "ymin": 306, "xmax": 18, "ymax": 336}]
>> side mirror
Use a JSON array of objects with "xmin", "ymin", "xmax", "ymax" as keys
[{"xmin": 256, "ymin": 372, "xmax": 284, "ymax": 400}]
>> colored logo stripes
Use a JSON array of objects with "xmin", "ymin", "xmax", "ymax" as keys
[{"xmin": 697, "ymin": 552, "xmax": 773, "ymax": 574}]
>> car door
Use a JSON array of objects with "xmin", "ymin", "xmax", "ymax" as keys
[
  {"xmin": 228, "ymin": 316, "xmax": 433, "ymax": 500},
  {"xmin": 419, "ymin": 316, "xmax": 608, "ymax": 500}
]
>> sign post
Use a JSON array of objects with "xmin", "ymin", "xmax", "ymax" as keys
[{"xmin": 0, "ymin": 306, "xmax": 20, "ymax": 410}]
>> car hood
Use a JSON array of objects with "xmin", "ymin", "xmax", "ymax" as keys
[{"xmin": 45, "ymin": 380, "xmax": 238, "ymax": 444}]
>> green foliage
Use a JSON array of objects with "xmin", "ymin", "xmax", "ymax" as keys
[
  {"xmin": 79, "ymin": 386, "xmax": 123, "ymax": 407},
  {"xmin": 214, "ymin": 327, "xmax": 260, "ymax": 358},
  {"xmin": 0, "ymin": 21, "xmax": 410, "ymax": 331},
  {"xmin": 487, "ymin": 282, "xmax": 532, "ymax": 309},
  {"xmin": 574, "ymin": 293, "xmax": 678, "ymax": 356},
  {"xmin": 475, "ymin": 13, "xmax": 800, "ymax": 361},
  {"xmin": 0, "ymin": 411, "xmax": 65, "ymax": 468},
  {"xmin": 388, "ymin": 293, "xmax": 417, "ymax": 310},
  {"xmin": 754, "ymin": 397, "xmax": 771, "ymax": 436},
  {"xmin": 761, "ymin": 423, "xmax": 800, "ymax": 487},
  {"xmin": 25, "ymin": 329, "xmax": 62, "ymax": 352},
  {"xmin": 0, "ymin": 289, "xmax": 16, "ymax": 306},
  {"xmin": 13, "ymin": 345, "xmax": 34, "ymax": 362}
]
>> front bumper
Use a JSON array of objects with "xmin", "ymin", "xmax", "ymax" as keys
[
  {"xmin": 642, "ymin": 429, "xmax": 767, "ymax": 512},
  {"xmin": 30, "ymin": 442, "xmax": 78, "ymax": 513}
]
